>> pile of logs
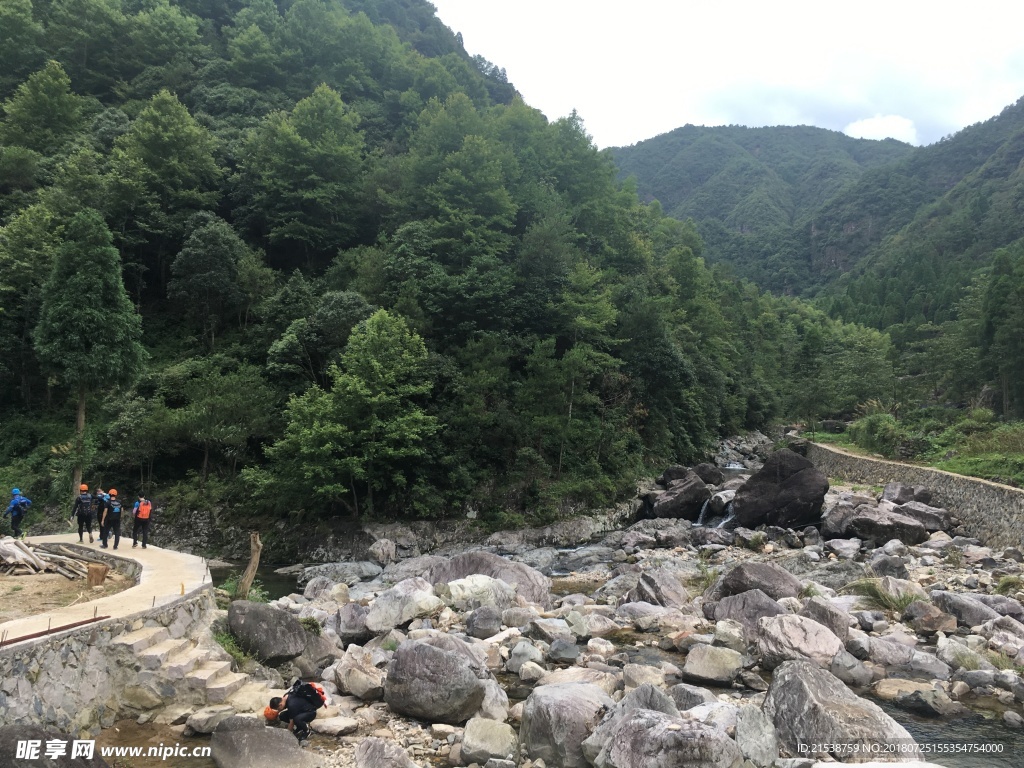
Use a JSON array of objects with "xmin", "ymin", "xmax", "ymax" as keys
[{"xmin": 0, "ymin": 537, "xmax": 106, "ymax": 582}]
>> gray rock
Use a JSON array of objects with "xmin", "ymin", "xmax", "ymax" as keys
[
  {"xmin": 582, "ymin": 684, "xmax": 680, "ymax": 764},
  {"xmin": 735, "ymin": 705, "xmax": 779, "ymax": 767},
  {"xmin": 719, "ymin": 562, "xmax": 802, "ymax": 601},
  {"xmin": 756, "ymin": 615, "xmax": 844, "ymax": 671},
  {"xmin": 381, "ymin": 554, "xmax": 446, "ymax": 583},
  {"xmin": 829, "ymin": 649, "xmax": 872, "ymax": 688},
  {"xmin": 586, "ymin": 708, "xmax": 744, "ymax": 768},
  {"xmin": 333, "ymin": 644, "xmax": 385, "ymax": 701},
  {"xmin": 822, "ymin": 504, "xmax": 927, "ymax": 546},
  {"xmin": 902, "ymin": 602, "xmax": 957, "ymax": 635},
  {"xmin": 763, "ymin": 661, "xmax": 918, "ymax": 762},
  {"xmin": 681, "ymin": 644, "xmax": 743, "ymax": 684},
  {"xmin": 799, "ymin": 596, "xmax": 850, "ymax": 643},
  {"xmin": 300, "ymin": 560, "xmax": 382, "ymax": 586},
  {"xmin": 467, "ymin": 605, "xmax": 503, "ymax": 639},
  {"xmin": 548, "ymin": 638, "xmax": 580, "ymax": 663},
  {"xmin": 228, "ymin": 601, "xmax": 307, "ymax": 666},
  {"xmin": 931, "ymin": 591, "xmax": 1002, "ymax": 627},
  {"xmin": 383, "ymin": 641, "xmax": 484, "ymax": 724},
  {"xmin": 184, "ymin": 705, "xmax": 235, "ymax": 735},
  {"xmin": 650, "ymin": 472, "xmax": 712, "ymax": 520},
  {"xmin": 730, "ymin": 449, "xmax": 829, "ymax": 529},
  {"xmin": 507, "ymin": 640, "xmax": 545, "ymax": 674},
  {"xmin": 302, "ymin": 575, "xmax": 334, "ymax": 600},
  {"xmin": 353, "ymin": 737, "xmax": 418, "ymax": 768},
  {"xmin": 713, "ymin": 589, "xmax": 786, "ymax": 640},
  {"xmin": 867, "ymin": 553, "xmax": 909, "ymax": 579},
  {"xmin": 365, "ymin": 577, "xmax": 443, "ymax": 633},
  {"xmin": 824, "ymin": 539, "xmax": 861, "ymax": 560},
  {"xmin": 893, "ymin": 501, "xmax": 952, "ymax": 532},
  {"xmin": 326, "ymin": 602, "xmax": 373, "ymax": 645},
  {"xmin": 972, "ymin": 594, "xmax": 1024, "ymax": 622},
  {"xmin": 667, "ymin": 683, "xmax": 718, "ymax": 710},
  {"xmin": 211, "ymin": 725, "xmax": 321, "ymax": 768},
  {"xmin": 424, "ymin": 551, "xmax": 551, "ymax": 606},
  {"xmin": 437, "ymin": 574, "xmax": 517, "ymax": 612},
  {"xmin": 520, "ymin": 683, "xmax": 615, "ymax": 767},
  {"xmin": 625, "ymin": 569, "xmax": 692, "ymax": 610},
  {"xmin": 461, "ymin": 718, "xmax": 519, "ymax": 764}
]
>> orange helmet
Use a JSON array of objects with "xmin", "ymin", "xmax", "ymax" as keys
[
  {"xmin": 109, "ymin": 489, "xmax": 118, "ymax": 496},
  {"xmin": 79, "ymin": 484, "xmax": 88, "ymax": 491}
]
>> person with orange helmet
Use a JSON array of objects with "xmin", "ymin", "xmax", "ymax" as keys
[
  {"xmin": 99, "ymin": 489, "xmax": 123, "ymax": 549},
  {"xmin": 69, "ymin": 484, "xmax": 94, "ymax": 543}
]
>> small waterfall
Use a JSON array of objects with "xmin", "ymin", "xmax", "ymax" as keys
[
  {"xmin": 716, "ymin": 500, "xmax": 735, "ymax": 529},
  {"xmin": 696, "ymin": 499, "xmax": 711, "ymax": 526}
]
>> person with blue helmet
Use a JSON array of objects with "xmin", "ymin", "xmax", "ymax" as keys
[{"xmin": 4, "ymin": 487, "xmax": 32, "ymax": 539}]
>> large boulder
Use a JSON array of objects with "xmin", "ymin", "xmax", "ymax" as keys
[
  {"xmin": 730, "ymin": 449, "xmax": 828, "ymax": 529},
  {"xmin": 364, "ymin": 577, "xmax": 443, "ymax": 633},
  {"xmin": 299, "ymin": 560, "xmax": 382, "ymax": 586},
  {"xmin": 931, "ymin": 591, "xmax": 1002, "ymax": 627},
  {"xmin": 353, "ymin": 737, "xmax": 418, "ymax": 768},
  {"xmin": 719, "ymin": 561, "xmax": 802, "ymax": 601},
  {"xmin": 424, "ymin": 551, "xmax": 551, "ymax": 606},
  {"xmin": 210, "ymin": 720, "xmax": 321, "ymax": 768},
  {"xmin": 713, "ymin": 589, "xmax": 786, "ymax": 641},
  {"xmin": 893, "ymin": 501, "xmax": 952, "ymax": 532},
  {"xmin": 461, "ymin": 717, "xmax": 519, "ymax": 764},
  {"xmin": 625, "ymin": 569, "xmax": 692, "ymax": 610},
  {"xmin": 228, "ymin": 601, "xmax": 307, "ymax": 665},
  {"xmin": 585, "ymin": 709, "xmax": 744, "ymax": 768},
  {"xmin": 436, "ymin": 574, "xmax": 517, "ymax": 612},
  {"xmin": 756, "ymin": 614, "xmax": 844, "ymax": 671},
  {"xmin": 822, "ymin": 504, "xmax": 927, "ymax": 545},
  {"xmin": 763, "ymin": 661, "xmax": 919, "ymax": 762},
  {"xmin": 332, "ymin": 644, "xmax": 386, "ymax": 700},
  {"xmin": 520, "ymin": 683, "xmax": 614, "ymax": 768},
  {"xmin": 650, "ymin": 472, "xmax": 711, "ymax": 520},
  {"xmin": 0, "ymin": 725, "xmax": 110, "ymax": 768},
  {"xmin": 383, "ymin": 641, "xmax": 485, "ymax": 724},
  {"xmin": 325, "ymin": 602, "xmax": 373, "ymax": 645},
  {"xmin": 581, "ymin": 684, "xmax": 680, "ymax": 764},
  {"xmin": 681, "ymin": 644, "xmax": 744, "ymax": 684}
]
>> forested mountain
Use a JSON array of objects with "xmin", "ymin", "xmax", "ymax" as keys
[
  {"xmin": 611, "ymin": 125, "xmax": 915, "ymax": 292},
  {"xmin": 0, "ymin": 0, "xmax": 899, "ymax": 529},
  {"xmin": 613, "ymin": 99, "xmax": 1024, "ymax": 422}
]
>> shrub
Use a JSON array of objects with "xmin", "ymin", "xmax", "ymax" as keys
[
  {"xmin": 218, "ymin": 572, "xmax": 270, "ymax": 603},
  {"xmin": 849, "ymin": 413, "xmax": 907, "ymax": 457},
  {"xmin": 995, "ymin": 575, "xmax": 1024, "ymax": 595},
  {"xmin": 214, "ymin": 631, "xmax": 250, "ymax": 665},
  {"xmin": 300, "ymin": 616, "xmax": 322, "ymax": 635},
  {"xmin": 841, "ymin": 578, "xmax": 924, "ymax": 613}
]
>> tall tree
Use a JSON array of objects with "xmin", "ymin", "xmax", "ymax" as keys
[
  {"xmin": 0, "ymin": 60, "xmax": 84, "ymax": 154},
  {"xmin": 34, "ymin": 210, "xmax": 146, "ymax": 495}
]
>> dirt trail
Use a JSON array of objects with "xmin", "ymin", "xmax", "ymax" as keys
[{"xmin": 0, "ymin": 570, "xmax": 131, "ymax": 623}]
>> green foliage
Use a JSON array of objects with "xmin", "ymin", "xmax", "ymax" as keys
[
  {"xmin": 0, "ymin": 60, "xmax": 83, "ymax": 154},
  {"xmin": 299, "ymin": 616, "xmax": 322, "ymax": 635},
  {"xmin": 214, "ymin": 630, "xmax": 251, "ymax": 665},
  {"xmin": 218, "ymin": 572, "xmax": 269, "ymax": 603},
  {"xmin": 842, "ymin": 578, "xmax": 925, "ymax": 613},
  {"xmin": 994, "ymin": 576, "xmax": 1024, "ymax": 596}
]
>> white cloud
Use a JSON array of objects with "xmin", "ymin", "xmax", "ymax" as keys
[{"xmin": 843, "ymin": 115, "xmax": 919, "ymax": 145}]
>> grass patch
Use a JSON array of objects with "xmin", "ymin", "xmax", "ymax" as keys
[
  {"xmin": 214, "ymin": 631, "xmax": 251, "ymax": 666},
  {"xmin": 994, "ymin": 575, "xmax": 1024, "ymax": 596},
  {"xmin": 687, "ymin": 564, "xmax": 721, "ymax": 595},
  {"xmin": 799, "ymin": 583, "xmax": 822, "ymax": 599},
  {"xmin": 945, "ymin": 548, "xmax": 964, "ymax": 567},
  {"xmin": 299, "ymin": 616, "xmax": 322, "ymax": 635},
  {"xmin": 741, "ymin": 532, "xmax": 768, "ymax": 552},
  {"xmin": 218, "ymin": 572, "xmax": 270, "ymax": 603},
  {"xmin": 840, "ymin": 578, "xmax": 925, "ymax": 613}
]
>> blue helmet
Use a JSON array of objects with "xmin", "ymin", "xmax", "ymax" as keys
[{"xmin": 11, "ymin": 488, "xmax": 19, "ymax": 495}]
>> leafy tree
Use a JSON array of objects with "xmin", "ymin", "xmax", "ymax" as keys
[
  {"xmin": 33, "ymin": 210, "xmax": 146, "ymax": 495},
  {"xmin": 268, "ymin": 309, "xmax": 438, "ymax": 516},
  {"xmin": 167, "ymin": 213, "xmax": 253, "ymax": 349},
  {"xmin": 0, "ymin": 61, "xmax": 84, "ymax": 154},
  {"xmin": 0, "ymin": 0, "xmax": 46, "ymax": 93}
]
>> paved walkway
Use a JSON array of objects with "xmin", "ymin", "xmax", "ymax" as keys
[{"xmin": 0, "ymin": 533, "xmax": 210, "ymax": 646}]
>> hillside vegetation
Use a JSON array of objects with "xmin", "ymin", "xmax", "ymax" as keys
[{"xmin": 0, "ymin": 0, "xmax": 901, "ymax": 532}]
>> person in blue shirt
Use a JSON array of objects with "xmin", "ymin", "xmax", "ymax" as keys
[{"xmin": 4, "ymin": 488, "xmax": 32, "ymax": 539}]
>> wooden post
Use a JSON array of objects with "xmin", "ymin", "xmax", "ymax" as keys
[
  {"xmin": 87, "ymin": 563, "xmax": 109, "ymax": 587},
  {"xmin": 235, "ymin": 531, "xmax": 262, "ymax": 601}
]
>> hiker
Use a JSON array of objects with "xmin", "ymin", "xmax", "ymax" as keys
[
  {"xmin": 70, "ymin": 484, "xmax": 94, "ymax": 543},
  {"xmin": 132, "ymin": 492, "xmax": 152, "ymax": 549},
  {"xmin": 99, "ymin": 489, "xmax": 123, "ymax": 550},
  {"xmin": 264, "ymin": 681, "xmax": 326, "ymax": 742},
  {"xmin": 3, "ymin": 488, "xmax": 31, "ymax": 539}
]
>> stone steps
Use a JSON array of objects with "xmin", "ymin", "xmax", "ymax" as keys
[
  {"xmin": 138, "ymin": 637, "xmax": 192, "ymax": 670},
  {"xmin": 112, "ymin": 626, "xmax": 169, "ymax": 653},
  {"xmin": 184, "ymin": 659, "xmax": 233, "ymax": 690},
  {"xmin": 205, "ymin": 672, "xmax": 250, "ymax": 703},
  {"xmin": 163, "ymin": 647, "xmax": 210, "ymax": 680}
]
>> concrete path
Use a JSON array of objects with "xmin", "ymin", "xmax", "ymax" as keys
[{"xmin": 0, "ymin": 533, "xmax": 211, "ymax": 646}]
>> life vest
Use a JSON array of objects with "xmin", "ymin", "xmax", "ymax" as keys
[{"xmin": 137, "ymin": 500, "xmax": 152, "ymax": 519}]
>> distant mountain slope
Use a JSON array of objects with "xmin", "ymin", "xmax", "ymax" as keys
[{"xmin": 611, "ymin": 125, "xmax": 914, "ymax": 293}]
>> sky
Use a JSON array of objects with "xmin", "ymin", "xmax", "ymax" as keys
[{"xmin": 429, "ymin": 1, "xmax": 1024, "ymax": 149}]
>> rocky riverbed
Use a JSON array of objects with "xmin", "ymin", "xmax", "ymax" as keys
[{"xmin": 30, "ymin": 435, "xmax": 1024, "ymax": 768}]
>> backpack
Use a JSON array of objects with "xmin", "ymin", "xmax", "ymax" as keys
[
  {"xmin": 12, "ymin": 497, "xmax": 29, "ymax": 515},
  {"xmin": 76, "ymin": 493, "xmax": 92, "ymax": 515},
  {"xmin": 137, "ymin": 499, "xmax": 152, "ymax": 519},
  {"xmin": 288, "ymin": 680, "xmax": 327, "ymax": 709}
]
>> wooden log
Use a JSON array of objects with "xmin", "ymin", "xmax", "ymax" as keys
[
  {"xmin": 234, "ymin": 531, "xmax": 263, "ymax": 601},
  {"xmin": 87, "ymin": 562, "xmax": 109, "ymax": 587},
  {"xmin": 11, "ymin": 540, "xmax": 47, "ymax": 570}
]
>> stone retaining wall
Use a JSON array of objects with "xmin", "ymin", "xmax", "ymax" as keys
[
  {"xmin": 807, "ymin": 443, "xmax": 1024, "ymax": 549},
  {"xmin": 0, "ymin": 586, "xmax": 217, "ymax": 736}
]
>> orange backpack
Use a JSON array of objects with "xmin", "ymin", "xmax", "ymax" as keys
[{"xmin": 137, "ymin": 499, "xmax": 152, "ymax": 519}]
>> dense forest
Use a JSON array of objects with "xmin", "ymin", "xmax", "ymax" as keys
[
  {"xmin": 615, "ymin": 100, "xmax": 1024, "ymax": 481},
  {"xmin": 0, "ymin": 0, "xmax": 915, "ymax": 531}
]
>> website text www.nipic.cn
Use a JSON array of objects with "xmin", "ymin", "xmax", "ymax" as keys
[{"xmin": 15, "ymin": 739, "xmax": 212, "ymax": 761}]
